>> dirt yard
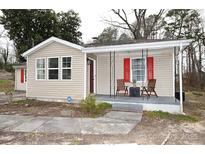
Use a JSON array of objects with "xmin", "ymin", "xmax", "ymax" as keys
[
  {"xmin": 0, "ymin": 70, "xmax": 13, "ymax": 80},
  {"xmin": 0, "ymin": 100, "xmax": 110, "ymax": 118},
  {"xmin": 0, "ymin": 91, "xmax": 205, "ymax": 145}
]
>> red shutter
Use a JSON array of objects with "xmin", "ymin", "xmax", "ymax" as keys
[
  {"xmin": 21, "ymin": 69, "xmax": 24, "ymax": 83},
  {"xmin": 147, "ymin": 57, "xmax": 154, "ymax": 80},
  {"xmin": 124, "ymin": 58, "xmax": 130, "ymax": 82}
]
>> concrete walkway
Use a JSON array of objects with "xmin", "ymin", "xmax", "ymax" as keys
[{"xmin": 0, "ymin": 111, "xmax": 142, "ymax": 135}]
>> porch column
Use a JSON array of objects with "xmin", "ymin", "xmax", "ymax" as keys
[
  {"xmin": 113, "ymin": 51, "xmax": 116, "ymax": 98},
  {"xmin": 109, "ymin": 52, "xmax": 112, "ymax": 98},
  {"xmin": 179, "ymin": 43, "xmax": 183, "ymax": 113}
]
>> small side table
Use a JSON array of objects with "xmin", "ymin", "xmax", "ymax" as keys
[{"xmin": 129, "ymin": 87, "xmax": 140, "ymax": 97}]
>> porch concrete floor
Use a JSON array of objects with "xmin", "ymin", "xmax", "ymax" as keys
[
  {"xmin": 0, "ymin": 110, "xmax": 142, "ymax": 135},
  {"xmin": 96, "ymin": 95, "xmax": 179, "ymax": 105}
]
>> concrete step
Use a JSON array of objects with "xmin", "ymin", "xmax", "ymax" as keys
[{"xmin": 112, "ymin": 104, "xmax": 143, "ymax": 113}]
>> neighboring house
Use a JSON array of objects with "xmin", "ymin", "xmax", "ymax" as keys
[
  {"xmin": 13, "ymin": 63, "xmax": 26, "ymax": 91},
  {"xmin": 13, "ymin": 37, "xmax": 192, "ymax": 113}
]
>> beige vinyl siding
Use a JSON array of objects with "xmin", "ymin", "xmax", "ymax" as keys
[
  {"xmin": 97, "ymin": 48, "xmax": 174, "ymax": 96},
  {"xmin": 27, "ymin": 42, "xmax": 84, "ymax": 101},
  {"xmin": 15, "ymin": 68, "xmax": 26, "ymax": 91}
]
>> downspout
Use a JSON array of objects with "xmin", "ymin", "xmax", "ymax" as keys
[{"xmin": 179, "ymin": 43, "xmax": 183, "ymax": 113}]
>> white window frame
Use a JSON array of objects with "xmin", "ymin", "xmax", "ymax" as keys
[
  {"xmin": 47, "ymin": 57, "xmax": 60, "ymax": 80},
  {"xmin": 36, "ymin": 58, "xmax": 46, "ymax": 80},
  {"xmin": 130, "ymin": 57, "xmax": 147, "ymax": 83},
  {"xmin": 61, "ymin": 56, "xmax": 72, "ymax": 80}
]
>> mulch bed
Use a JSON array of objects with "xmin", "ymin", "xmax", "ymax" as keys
[{"xmin": 0, "ymin": 100, "xmax": 108, "ymax": 118}]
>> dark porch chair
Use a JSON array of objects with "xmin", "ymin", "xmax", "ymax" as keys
[
  {"xmin": 116, "ymin": 79, "xmax": 128, "ymax": 95},
  {"xmin": 141, "ymin": 79, "xmax": 158, "ymax": 98}
]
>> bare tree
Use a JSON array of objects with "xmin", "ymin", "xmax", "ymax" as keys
[
  {"xmin": 105, "ymin": 9, "xmax": 165, "ymax": 39},
  {"xmin": 0, "ymin": 41, "xmax": 10, "ymax": 65}
]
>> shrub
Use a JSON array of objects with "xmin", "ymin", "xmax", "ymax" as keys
[
  {"xmin": 4, "ymin": 64, "xmax": 14, "ymax": 72},
  {"xmin": 80, "ymin": 95, "xmax": 112, "ymax": 115},
  {"xmin": 80, "ymin": 95, "xmax": 97, "ymax": 114}
]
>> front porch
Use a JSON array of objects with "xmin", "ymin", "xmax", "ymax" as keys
[
  {"xmin": 84, "ymin": 39, "xmax": 192, "ymax": 114},
  {"xmin": 96, "ymin": 95, "xmax": 181, "ymax": 113}
]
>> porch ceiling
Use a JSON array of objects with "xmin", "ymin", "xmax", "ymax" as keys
[{"xmin": 82, "ymin": 39, "xmax": 193, "ymax": 54}]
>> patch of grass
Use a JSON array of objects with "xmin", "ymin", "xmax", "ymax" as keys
[
  {"xmin": 145, "ymin": 111, "xmax": 199, "ymax": 122},
  {"xmin": 12, "ymin": 99, "xmax": 35, "ymax": 105},
  {"xmin": 70, "ymin": 137, "xmax": 82, "ymax": 145},
  {"xmin": 0, "ymin": 80, "xmax": 12, "ymax": 84},
  {"xmin": 96, "ymin": 102, "xmax": 112, "ymax": 114},
  {"xmin": 0, "ymin": 80, "xmax": 14, "ymax": 92},
  {"xmin": 80, "ymin": 95, "xmax": 112, "ymax": 117},
  {"xmin": 192, "ymin": 91, "xmax": 203, "ymax": 96}
]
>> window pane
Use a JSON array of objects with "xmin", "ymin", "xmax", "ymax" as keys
[
  {"xmin": 137, "ymin": 76, "xmax": 144, "ymax": 81},
  {"xmin": 132, "ymin": 59, "xmax": 145, "ymax": 69},
  {"xmin": 49, "ymin": 58, "xmax": 58, "ymax": 68},
  {"xmin": 62, "ymin": 69, "xmax": 71, "ymax": 79},
  {"xmin": 37, "ymin": 59, "xmax": 45, "ymax": 68},
  {"xmin": 132, "ymin": 58, "xmax": 145, "ymax": 82},
  {"xmin": 37, "ymin": 70, "xmax": 45, "ymax": 79},
  {"xmin": 63, "ymin": 57, "xmax": 71, "ymax": 68},
  {"xmin": 49, "ymin": 69, "xmax": 58, "ymax": 79}
]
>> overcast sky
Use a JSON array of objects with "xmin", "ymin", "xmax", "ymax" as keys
[
  {"xmin": 63, "ymin": 9, "xmax": 205, "ymax": 43},
  {"xmin": 1, "ymin": 9, "xmax": 205, "ymax": 46}
]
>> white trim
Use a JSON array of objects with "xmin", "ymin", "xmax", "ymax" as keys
[
  {"xmin": 87, "ymin": 57, "xmax": 96, "ymax": 94},
  {"xmin": 61, "ymin": 56, "xmax": 72, "ymax": 80},
  {"xmin": 130, "ymin": 57, "xmax": 147, "ymax": 83},
  {"xmin": 14, "ymin": 69, "xmax": 17, "ymax": 91},
  {"xmin": 96, "ymin": 55, "xmax": 98, "ymax": 94},
  {"xmin": 21, "ymin": 37, "xmax": 192, "ymax": 57},
  {"xmin": 24, "ymin": 69, "xmax": 27, "ymax": 83},
  {"xmin": 84, "ymin": 53, "xmax": 87, "ymax": 99},
  {"xmin": 179, "ymin": 43, "xmax": 183, "ymax": 113},
  {"xmin": 35, "ymin": 58, "xmax": 46, "ymax": 80},
  {"xmin": 172, "ymin": 50, "xmax": 175, "ymax": 97},
  {"xmin": 13, "ymin": 65, "xmax": 26, "ymax": 69},
  {"xmin": 22, "ymin": 37, "xmax": 83, "ymax": 57},
  {"xmin": 83, "ymin": 40, "xmax": 193, "ymax": 53}
]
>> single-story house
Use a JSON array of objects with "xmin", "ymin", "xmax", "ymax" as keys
[{"xmin": 13, "ymin": 37, "xmax": 192, "ymax": 113}]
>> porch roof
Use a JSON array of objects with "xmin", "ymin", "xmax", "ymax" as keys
[{"xmin": 82, "ymin": 39, "xmax": 193, "ymax": 53}]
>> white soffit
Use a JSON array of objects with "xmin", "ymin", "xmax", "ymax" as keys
[{"xmin": 82, "ymin": 39, "xmax": 193, "ymax": 53}]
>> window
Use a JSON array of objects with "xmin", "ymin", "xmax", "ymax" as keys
[
  {"xmin": 131, "ymin": 58, "xmax": 145, "ymax": 82},
  {"xmin": 36, "ymin": 59, "xmax": 45, "ymax": 80},
  {"xmin": 48, "ymin": 58, "xmax": 59, "ymax": 80},
  {"xmin": 62, "ymin": 57, "xmax": 71, "ymax": 79}
]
